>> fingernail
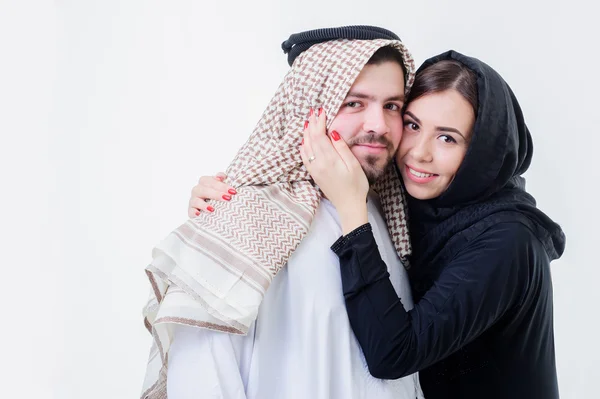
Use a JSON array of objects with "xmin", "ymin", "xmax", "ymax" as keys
[
  {"xmin": 222, "ymin": 194, "xmax": 231, "ymax": 201},
  {"xmin": 195, "ymin": 211, "xmax": 200, "ymax": 216},
  {"xmin": 301, "ymin": 138, "xmax": 304, "ymax": 145},
  {"xmin": 318, "ymin": 107, "xmax": 323, "ymax": 116},
  {"xmin": 215, "ymin": 176, "xmax": 224, "ymax": 181},
  {"xmin": 331, "ymin": 130, "xmax": 340, "ymax": 141},
  {"xmin": 310, "ymin": 107, "xmax": 314, "ymax": 116},
  {"xmin": 304, "ymin": 120, "xmax": 309, "ymax": 129},
  {"xmin": 206, "ymin": 206, "xmax": 214, "ymax": 212},
  {"xmin": 228, "ymin": 188, "xmax": 237, "ymax": 195}
]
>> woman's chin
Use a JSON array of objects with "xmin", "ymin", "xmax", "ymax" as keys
[
  {"xmin": 407, "ymin": 189, "xmax": 436, "ymax": 200},
  {"xmin": 403, "ymin": 179, "xmax": 442, "ymax": 200}
]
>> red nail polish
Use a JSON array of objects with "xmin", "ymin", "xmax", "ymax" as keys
[
  {"xmin": 228, "ymin": 188, "xmax": 237, "ymax": 195},
  {"xmin": 318, "ymin": 107, "xmax": 323, "ymax": 116},
  {"xmin": 331, "ymin": 130, "xmax": 340, "ymax": 141},
  {"xmin": 310, "ymin": 107, "xmax": 314, "ymax": 116},
  {"xmin": 304, "ymin": 120, "xmax": 309, "ymax": 129},
  {"xmin": 222, "ymin": 194, "xmax": 231, "ymax": 201},
  {"xmin": 301, "ymin": 138, "xmax": 304, "ymax": 145},
  {"xmin": 206, "ymin": 206, "xmax": 214, "ymax": 212},
  {"xmin": 195, "ymin": 211, "xmax": 200, "ymax": 216}
]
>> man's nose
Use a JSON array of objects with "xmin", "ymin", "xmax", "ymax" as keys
[{"xmin": 363, "ymin": 106, "xmax": 389, "ymax": 135}]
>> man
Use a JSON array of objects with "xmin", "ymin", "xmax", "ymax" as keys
[{"xmin": 142, "ymin": 26, "xmax": 422, "ymax": 399}]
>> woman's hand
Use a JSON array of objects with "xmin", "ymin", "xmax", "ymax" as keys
[
  {"xmin": 187, "ymin": 172, "xmax": 237, "ymax": 218},
  {"xmin": 300, "ymin": 108, "xmax": 369, "ymax": 234}
]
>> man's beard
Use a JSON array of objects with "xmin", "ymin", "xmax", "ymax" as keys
[
  {"xmin": 362, "ymin": 155, "xmax": 392, "ymax": 183},
  {"xmin": 348, "ymin": 134, "xmax": 395, "ymax": 184}
]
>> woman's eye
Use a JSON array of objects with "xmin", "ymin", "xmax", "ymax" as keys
[
  {"xmin": 439, "ymin": 135, "xmax": 457, "ymax": 144},
  {"xmin": 345, "ymin": 101, "xmax": 361, "ymax": 108},
  {"xmin": 404, "ymin": 121, "xmax": 419, "ymax": 131}
]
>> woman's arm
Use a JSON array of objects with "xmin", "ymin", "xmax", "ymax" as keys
[{"xmin": 332, "ymin": 222, "xmax": 533, "ymax": 379}]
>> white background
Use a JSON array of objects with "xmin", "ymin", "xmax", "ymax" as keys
[{"xmin": 1, "ymin": 0, "xmax": 598, "ymax": 398}]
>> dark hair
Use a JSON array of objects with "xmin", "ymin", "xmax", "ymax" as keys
[
  {"xmin": 366, "ymin": 45, "xmax": 407, "ymax": 78},
  {"xmin": 406, "ymin": 60, "xmax": 478, "ymax": 115}
]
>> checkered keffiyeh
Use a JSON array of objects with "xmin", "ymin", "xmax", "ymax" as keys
[{"xmin": 141, "ymin": 38, "xmax": 415, "ymax": 399}]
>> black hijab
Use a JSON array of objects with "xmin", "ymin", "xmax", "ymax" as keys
[{"xmin": 405, "ymin": 51, "xmax": 565, "ymax": 269}]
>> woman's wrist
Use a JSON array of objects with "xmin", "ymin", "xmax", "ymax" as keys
[{"xmin": 338, "ymin": 202, "xmax": 369, "ymax": 235}]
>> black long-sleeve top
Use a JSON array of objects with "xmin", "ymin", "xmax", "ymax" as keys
[{"xmin": 331, "ymin": 221, "xmax": 559, "ymax": 399}]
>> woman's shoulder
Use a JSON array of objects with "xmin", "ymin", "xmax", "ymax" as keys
[
  {"xmin": 466, "ymin": 217, "xmax": 552, "ymax": 263},
  {"xmin": 468, "ymin": 208, "xmax": 564, "ymax": 261}
]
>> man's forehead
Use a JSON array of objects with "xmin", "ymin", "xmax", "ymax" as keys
[{"xmin": 345, "ymin": 63, "xmax": 406, "ymax": 101}]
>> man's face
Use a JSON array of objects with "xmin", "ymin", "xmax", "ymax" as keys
[{"xmin": 329, "ymin": 61, "xmax": 406, "ymax": 183}]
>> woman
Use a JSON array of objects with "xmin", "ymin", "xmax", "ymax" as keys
[{"xmin": 188, "ymin": 51, "xmax": 565, "ymax": 399}]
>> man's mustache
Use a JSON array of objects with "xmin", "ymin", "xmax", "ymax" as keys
[{"xmin": 348, "ymin": 135, "xmax": 393, "ymax": 151}]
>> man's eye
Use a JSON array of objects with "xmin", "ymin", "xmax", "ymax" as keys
[
  {"xmin": 345, "ymin": 102, "xmax": 361, "ymax": 108},
  {"xmin": 385, "ymin": 104, "xmax": 401, "ymax": 111}
]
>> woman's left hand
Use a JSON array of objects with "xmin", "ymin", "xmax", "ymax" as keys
[{"xmin": 300, "ymin": 108, "xmax": 369, "ymax": 234}]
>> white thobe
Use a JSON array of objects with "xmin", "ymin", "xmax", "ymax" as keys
[{"xmin": 167, "ymin": 196, "xmax": 424, "ymax": 399}]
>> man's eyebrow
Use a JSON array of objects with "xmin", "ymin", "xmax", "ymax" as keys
[
  {"xmin": 346, "ymin": 91, "xmax": 405, "ymax": 102},
  {"xmin": 346, "ymin": 91, "xmax": 374, "ymax": 101},
  {"xmin": 386, "ymin": 94, "xmax": 406, "ymax": 102}
]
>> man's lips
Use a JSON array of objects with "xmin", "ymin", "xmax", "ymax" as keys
[{"xmin": 354, "ymin": 144, "xmax": 387, "ymax": 153}]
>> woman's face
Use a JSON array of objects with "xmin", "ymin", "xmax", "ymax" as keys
[{"xmin": 396, "ymin": 89, "xmax": 475, "ymax": 200}]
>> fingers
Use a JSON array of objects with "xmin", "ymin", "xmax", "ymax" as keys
[
  {"xmin": 308, "ymin": 107, "xmax": 330, "ymax": 157},
  {"xmin": 299, "ymin": 141, "xmax": 310, "ymax": 168},
  {"xmin": 188, "ymin": 174, "xmax": 238, "ymax": 218},
  {"xmin": 188, "ymin": 197, "xmax": 215, "ymax": 217},
  {"xmin": 302, "ymin": 107, "xmax": 338, "ymax": 167},
  {"xmin": 301, "ymin": 110, "xmax": 314, "ymax": 164},
  {"xmin": 329, "ymin": 130, "xmax": 362, "ymax": 171},
  {"xmin": 214, "ymin": 172, "xmax": 227, "ymax": 182},
  {"xmin": 300, "ymin": 137, "xmax": 316, "ymax": 171},
  {"xmin": 197, "ymin": 175, "xmax": 231, "ymax": 192}
]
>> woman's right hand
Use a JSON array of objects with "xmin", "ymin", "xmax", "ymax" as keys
[{"xmin": 187, "ymin": 172, "xmax": 237, "ymax": 218}]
